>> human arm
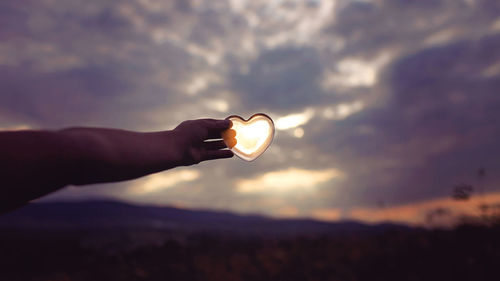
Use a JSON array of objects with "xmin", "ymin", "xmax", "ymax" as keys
[{"xmin": 0, "ymin": 119, "xmax": 236, "ymax": 213}]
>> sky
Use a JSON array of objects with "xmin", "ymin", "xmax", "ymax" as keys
[{"xmin": 1, "ymin": 0, "xmax": 500, "ymax": 226}]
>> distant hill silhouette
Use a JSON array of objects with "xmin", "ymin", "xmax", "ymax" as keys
[{"xmin": 0, "ymin": 200, "xmax": 409, "ymax": 236}]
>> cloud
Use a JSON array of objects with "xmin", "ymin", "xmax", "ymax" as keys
[
  {"xmin": 310, "ymin": 33, "xmax": 500, "ymax": 209},
  {"xmin": 236, "ymin": 167, "xmax": 343, "ymax": 194},
  {"xmin": 129, "ymin": 169, "xmax": 200, "ymax": 195},
  {"xmin": 321, "ymin": 54, "xmax": 391, "ymax": 89},
  {"xmin": 231, "ymin": 47, "xmax": 325, "ymax": 111},
  {"xmin": 2, "ymin": 0, "xmax": 500, "ymax": 224},
  {"xmin": 0, "ymin": 65, "xmax": 138, "ymax": 128},
  {"xmin": 0, "ymin": 124, "xmax": 31, "ymax": 131},
  {"xmin": 275, "ymin": 108, "xmax": 315, "ymax": 130},
  {"xmin": 348, "ymin": 192, "xmax": 500, "ymax": 227},
  {"xmin": 204, "ymin": 99, "xmax": 230, "ymax": 113},
  {"xmin": 321, "ymin": 100, "xmax": 364, "ymax": 120},
  {"xmin": 309, "ymin": 208, "xmax": 342, "ymax": 221},
  {"xmin": 274, "ymin": 206, "xmax": 300, "ymax": 218}
]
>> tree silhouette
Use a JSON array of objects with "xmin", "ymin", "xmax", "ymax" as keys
[{"xmin": 452, "ymin": 183, "xmax": 473, "ymax": 201}]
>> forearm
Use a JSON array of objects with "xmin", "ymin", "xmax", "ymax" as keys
[
  {"xmin": 0, "ymin": 130, "xmax": 74, "ymax": 211},
  {"xmin": 0, "ymin": 128, "xmax": 179, "ymax": 212},
  {"xmin": 59, "ymin": 127, "xmax": 181, "ymax": 185}
]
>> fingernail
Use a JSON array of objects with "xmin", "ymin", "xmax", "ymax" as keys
[{"xmin": 218, "ymin": 119, "xmax": 231, "ymax": 128}]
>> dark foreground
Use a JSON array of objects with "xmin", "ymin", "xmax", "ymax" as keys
[{"xmin": 1, "ymin": 202, "xmax": 500, "ymax": 281}]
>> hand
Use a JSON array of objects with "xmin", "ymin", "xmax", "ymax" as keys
[{"xmin": 172, "ymin": 119, "xmax": 236, "ymax": 166}]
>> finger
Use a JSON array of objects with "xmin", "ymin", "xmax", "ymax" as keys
[
  {"xmin": 207, "ymin": 130, "xmax": 224, "ymax": 139},
  {"xmin": 202, "ymin": 119, "xmax": 231, "ymax": 131},
  {"xmin": 209, "ymin": 128, "xmax": 236, "ymax": 140},
  {"xmin": 203, "ymin": 140, "xmax": 227, "ymax": 150},
  {"xmin": 224, "ymin": 137, "xmax": 237, "ymax": 149},
  {"xmin": 203, "ymin": 149, "xmax": 234, "ymax": 161},
  {"xmin": 222, "ymin": 129, "xmax": 236, "ymax": 139},
  {"xmin": 200, "ymin": 119, "xmax": 232, "ymax": 139}
]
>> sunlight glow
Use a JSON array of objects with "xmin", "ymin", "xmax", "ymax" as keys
[
  {"xmin": 236, "ymin": 168, "xmax": 343, "ymax": 194},
  {"xmin": 275, "ymin": 108, "xmax": 314, "ymax": 130},
  {"xmin": 293, "ymin": 127, "xmax": 304, "ymax": 138},
  {"xmin": 130, "ymin": 169, "xmax": 200, "ymax": 194},
  {"xmin": 233, "ymin": 120, "xmax": 268, "ymax": 152}
]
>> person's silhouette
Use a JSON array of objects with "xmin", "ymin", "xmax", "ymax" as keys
[{"xmin": 0, "ymin": 119, "xmax": 237, "ymax": 213}]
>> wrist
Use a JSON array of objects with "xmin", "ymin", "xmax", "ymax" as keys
[{"xmin": 153, "ymin": 129, "xmax": 186, "ymax": 168}]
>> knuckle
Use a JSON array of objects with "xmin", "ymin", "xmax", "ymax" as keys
[{"xmin": 189, "ymin": 148, "xmax": 203, "ymax": 164}]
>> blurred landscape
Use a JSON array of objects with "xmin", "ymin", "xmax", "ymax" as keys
[
  {"xmin": 1, "ymin": 201, "xmax": 500, "ymax": 281},
  {"xmin": 2, "ymin": 0, "xmax": 500, "ymax": 279}
]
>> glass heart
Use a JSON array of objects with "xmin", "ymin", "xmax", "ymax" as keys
[{"xmin": 222, "ymin": 113, "xmax": 275, "ymax": 161}]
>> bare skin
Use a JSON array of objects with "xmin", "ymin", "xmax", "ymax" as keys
[{"xmin": 0, "ymin": 118, "xmax": 237, "ymax": 213}]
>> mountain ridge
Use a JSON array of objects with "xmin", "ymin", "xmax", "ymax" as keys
[{"xmin": 0, "ymin": 200, "xmax": 411, "ymax": 236}]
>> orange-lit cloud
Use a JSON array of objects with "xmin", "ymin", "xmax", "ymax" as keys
[
  {"xmin": 310, "ymin": 208, "xmax": 342, "ymax": 221},
  {"xmin": 0, "ymin": 125, "xmax": 31, "ymax": 131},
  {"xmin": 275, "ymin": 206, "xmax": 300, "ymax": 218},
  {"xmin": 347, "ymin": 192, "xmax": 500, "ymax": 226}
]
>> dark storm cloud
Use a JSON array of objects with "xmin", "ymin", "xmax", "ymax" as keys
[
  {"xmin": 390, "ymin": 35, "xmax": 500, "ymax": 137},
  {"xmin": 316, "ymin": 33, "xmax": 500, "ymax": 207}
]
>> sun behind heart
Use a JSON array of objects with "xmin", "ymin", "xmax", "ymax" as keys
[{"xmin": 222, "ymin": 113, "xmax": 275, "ymax": 161}]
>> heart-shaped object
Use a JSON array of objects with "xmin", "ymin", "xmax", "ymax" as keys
[{"xmin": 222, "ymin": 113, "xmax": 275, "ymax": 161}]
